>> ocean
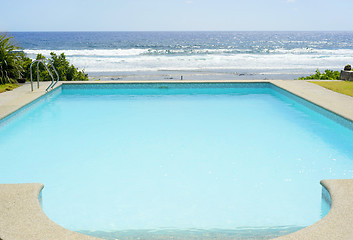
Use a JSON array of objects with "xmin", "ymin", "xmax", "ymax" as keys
[{"xmin": 8, "ymin": 31, "xmax": 353, "ymax": 80}]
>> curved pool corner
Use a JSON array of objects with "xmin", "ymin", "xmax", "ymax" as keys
[
  {"xmin": 0, "ymin": 183, "xmax": 101, "ymax": 240},
  {"xmin": 1, "ymin": 81, "xmax": 353, "ymax": 240},
  {"xmin": 275, "ymin": 179, "xmax": 353, "ymax": 240},
  {"xmin": 1, "ymin": 180, "xmax": 353, "ymax": 240}
]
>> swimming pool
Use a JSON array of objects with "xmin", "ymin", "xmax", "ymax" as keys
[{"xmin": 1, "ymin": 82, "xmax": 353, "ymax": 240}]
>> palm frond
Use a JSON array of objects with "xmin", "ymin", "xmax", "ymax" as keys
[{"xmin": 0, "ymin": 34, "xmax": 23, "ymax": 84}]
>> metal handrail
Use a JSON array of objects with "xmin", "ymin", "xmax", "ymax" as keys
[
  {"xmin": 30, "ymin": 59, "xmax": 59, "ymax": 91},
  {"xmin": 45, "ymin": 59, "xmax": 60, "ymax": 90}
]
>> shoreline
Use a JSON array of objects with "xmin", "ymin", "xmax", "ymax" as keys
[{"xmin": 87, "ymin": 70, "xmax": 311, "ymax": 81}]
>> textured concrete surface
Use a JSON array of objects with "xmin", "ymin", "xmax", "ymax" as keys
[
  {"xmin": 275, "ymin": 179, "xmax": 353, "ymax": 240},
  {"xmin": 0, "ymin": 181, "xmax": 352, "ymax": 240},
  {"xmin": 272, "ymin": 80, "xmax": 353, "ymax": 122},
  {"xmin": 0, "ymin": 184, "xmax": 100, "ymax": 240},
  {"xmin": 2, "ymin": 80, "xmax": 353, "ymax": 122},
  {"xmin": 0, "ymin": 82, "xmax": 61, "ymax": 120},
  {"xmin": 1, "ymin": 80, "xmax": 353, "ymax": 240}
]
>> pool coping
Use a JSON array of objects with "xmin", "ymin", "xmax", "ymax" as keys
[
  {"xmin": 2, "ymin": 80, "xmax": 353, "ymax": 122},
  {"xmin": 0, "ymin": 80, "xmax": 353, "ymax": 240},
  {"xmin": 0, "ymin": 183, "xmax": 100, "ymax": 240},
  {"xmin": 0, "ymin": 81, "xmax": 59, "ymax": 120}
]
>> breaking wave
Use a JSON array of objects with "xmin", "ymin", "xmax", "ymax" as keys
[
  {"xmin": 23, "ymin": 48, "xmax": 353, "ymax": 58},
  {"xmin": 23, "ymin": 48, "xmax": 353, "ymax": 73}
]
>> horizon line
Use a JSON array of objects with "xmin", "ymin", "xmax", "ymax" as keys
[{"xmin": 3, "ymin": 30, "xmax": 353, "ymax": 33}]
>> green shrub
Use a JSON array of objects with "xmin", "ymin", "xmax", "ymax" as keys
[
  {"xmin": 24, "ymin": 52, "xmax": 88, "ymax": 82},
  {"xmin": 0, "ymin": 83, "xmax": 20, "ymax": 93},
  {"xmin": 0, "ymin": 34, "xmax": 23, "ymax": 84},
  {"xmin": 1, "ymin": 34, "xmax": 88, "ymax": 84},
  {"xmin": 298, "ymin": 69, "xmax": 340, "ymax": 80},
  {"xmin": 19, "ymin": 52, "xmax": 33, "ymax": 80}
]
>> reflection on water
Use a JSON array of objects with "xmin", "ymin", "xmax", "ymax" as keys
[{"xmin": 80, "ymin": 226, "xmax": 304, "ymax": 240}]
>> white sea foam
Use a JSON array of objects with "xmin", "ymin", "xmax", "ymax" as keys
[
  {"xmin": 24, "ymin": 49, "xmax": 149, "ymax": 57},
  {"xmin": 24, "ymin": 48, "xmax": 353, "ymax": 57},
  {"xmin": 71, "ymin": 55, "xmax": 351, "ymax": 73},
  {"xmin": 271, "ymin": 48, "xmax": 353, "ymax": 55},
  {"xmin": 23, "ymin": 48, "xmax": 353, "ymax": 74},
  {"xmin": 24, "ymin": 48, "xmax": 253, "ymax": 57}
]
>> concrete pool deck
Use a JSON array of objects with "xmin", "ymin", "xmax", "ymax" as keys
[{"xmin": 0, "ymin": 80, "xmax": 353, "ymax": 240}]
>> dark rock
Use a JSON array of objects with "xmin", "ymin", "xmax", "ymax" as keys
[
  {"xmin": 339, "ymin": 70, "xmax": 353, "ymax": 81},
  {"xmin": 344, "ymin": 65, "xmax": 351, "ymax": 71}
]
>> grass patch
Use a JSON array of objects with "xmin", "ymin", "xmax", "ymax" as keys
[
  {"xmin": 0, "ymin": 83, "xmax": 20, "ymax": 93},
  {"xmin": 309, "ymin": 81, "xmax": 353, "ymax": 97}
]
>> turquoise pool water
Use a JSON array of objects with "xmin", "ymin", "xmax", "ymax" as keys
[{"xmin": 1, "ymin": 83, "xmax": 353, "ymax": 239}]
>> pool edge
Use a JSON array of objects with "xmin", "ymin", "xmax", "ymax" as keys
[
  {"xmin": 1, "ymin": 180, "xmax": 352, "ymax": 240},
  {"xmin": 0, "ymin": 183, "xmax": 101, "ymax": 240},
  {"xmin": 274, "ymin": 179, "xmax": 353, "ymax": 240},
  {"xmin": 1, "ymin": 80, "xmax": 353, "ymax": 239},
  {"xmin": 0, "ymin": 82, "xmax": 63, "ymax": 121},
  {"xmin": 2, "ymin": 80, "xmax": 353, "ymax": 122}
]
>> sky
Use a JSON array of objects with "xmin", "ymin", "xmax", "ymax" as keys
[{"xmin": 1, "ymin": 0, "xmax": 353, "ymax": 31}]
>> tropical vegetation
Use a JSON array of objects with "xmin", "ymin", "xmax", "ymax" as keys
[
  {"xmin": 298, "ymin": 69, "xmax": 340, "ymax": 80},
  {"xmin": 0, "ymin": 34, "xmax": 89, "ymax": 88},
  {"xmin": 0, "ymin": 35, "xmax": 23, "ymax": 84},
  {"xmin": 0, "ymin": 83, "xmax": 19, "ymax": 93},
  {"xmin": 24, "ymin": 52, "xmax": 88, "ymax": 82}
]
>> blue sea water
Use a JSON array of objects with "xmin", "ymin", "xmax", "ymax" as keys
[
  {"xmin": 7, "ymin": 31, "xmax": 353, "ymax": 80},
  {"xmin": 1, "ymin": 83, "xmax": 353, "ymax": 240}
]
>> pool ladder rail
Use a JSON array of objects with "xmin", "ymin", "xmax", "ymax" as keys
[{"xmin": 30, "ymin": 59, "xmax": 59, "ymax": 92}]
